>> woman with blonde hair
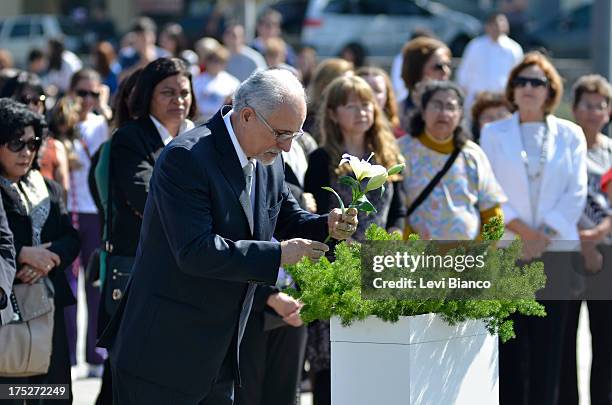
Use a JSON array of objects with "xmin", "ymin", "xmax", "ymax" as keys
[
  {"xmin": 48, "ymin": 97, "xmax": 82, "ymax": 171},
  {"xmin": 304, "ymin": 58, "xmax": 354, "ymax": 134},
  {"xmin": 304, "ymin": 75, "xmax": 406, "ymax": 405},
  {"xmin": 357, "ymin": 66, "xmax": 405, "ymax": 137}
]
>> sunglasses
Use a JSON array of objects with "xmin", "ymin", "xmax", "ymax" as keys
[
  {"xmin": 19, "ymin": 94, "xmax": 46, "ymax": 106},
  {"xmin": 75, "ymin": 89, "xmax": 100, "ymax": 99},
  {"xmin": 512, "ymin": 76, "xmax": 548, "ymax": 88},
  {"xmin": 433, "ymin": 63, "xmax": 451, "ymax": 72},
  {"xmin": 6, "ymin": 137, "xmax": 42, "ymax": 153}
]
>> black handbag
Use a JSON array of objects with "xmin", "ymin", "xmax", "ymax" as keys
[
  {"xmin": 104, "ymin": 254, "xmax": 134, "ymax": 316},
  {"xmin": 100, "ymin": 142, "xmax": 135, "ymax": 317}
]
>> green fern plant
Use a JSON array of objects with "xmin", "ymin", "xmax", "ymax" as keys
[{"xmin": 286, "ymin": 216, "xmax": 546, "ymax": 342}]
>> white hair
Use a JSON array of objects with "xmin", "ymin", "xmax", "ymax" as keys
[{"xmin": 232, "ymin": 68, "xmax": 306, "ymax": 117}]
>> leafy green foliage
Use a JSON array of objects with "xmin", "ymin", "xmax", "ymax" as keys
[{"xmin": 286, "ymin": 217, "xmax": 546, "ymax": 342}]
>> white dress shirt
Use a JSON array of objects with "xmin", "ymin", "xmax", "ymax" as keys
[
  {"xmin": 149, "ymin": 115, "xmax": 195, "ymax": 146},
  {"xmin": 223, "ymin": 109, "xmax": 256, "ymax": 208}
]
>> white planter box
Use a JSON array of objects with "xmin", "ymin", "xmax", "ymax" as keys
[{"xmin": 330, "ymin": 314, "xmax": 499, "ymax": 405}]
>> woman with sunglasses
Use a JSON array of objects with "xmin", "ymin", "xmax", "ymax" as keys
[
  {"xmin": 0, "ymin": 98, "xmax": 80, "ymax": 403},
  {"xmin": 399, "ymin": 36, "xmax": 452, "ymax": 130},
  {"xmin": 480, "ymin": 51, "xmax": 588, "ymax": 404},
  {"xmin": 64, "ymin": 68, "xmax": 110, "ymax": 377},
  {"xmin": 0, "ymin": 72, "xmax": 71, "ymax": 195}
]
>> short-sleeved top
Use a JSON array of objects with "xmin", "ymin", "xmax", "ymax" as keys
[
  {"xmin": 67, "ymin": 113, "xmax": 109, "ymax": 214},
  {"xmin": 399, "ymin": 135, "xmax": 506, "ymax": 240}
]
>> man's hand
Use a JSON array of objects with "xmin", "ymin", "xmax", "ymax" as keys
[
  {"xmin": 328, "ymin": 207, "xmax": 358, "ymax": 240},
  {"xmin": 266, "ymin": 292, "xmax": 304, "ymax": 327},
  {"xmin": 280, "ymin": 238, "xmax": 329, "ymax": 266}
]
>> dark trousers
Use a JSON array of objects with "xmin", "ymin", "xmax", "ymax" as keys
[
  {"xmin": 111, "ymin": 352, "xmax": 234, "ymax": 405},
  {"xmin": 235, "ymin": 311, "xmax": 307, "ymax": 405},
  {"xmin": 95, "ymin": 283, "xmax": 113, "ymax": 405},
  {"xmin": 499, "ymin": 300, "xmax": 568, "ymax": 405},
  {"xmin": 559, "ymin": 300, "xmax": 612, "ymax": 405},
  {"xmin": 64, "ymin": 213, "xmax": 105, "ymax": 366},
  {"xmin": 311, "ymin": 370, "xmax": 331, "ymax": 405},
  {"xmin": 0, "ymin": 304, "xmax": 73, "ymax": 404},
  {"xmin": 94, "ymin": 358, "xmax": 113, "ymax": 405}
]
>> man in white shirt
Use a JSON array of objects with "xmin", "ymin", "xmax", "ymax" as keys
[{"xmin": 457, "ymin": 13, "xmax": 523, "ymax": 110}]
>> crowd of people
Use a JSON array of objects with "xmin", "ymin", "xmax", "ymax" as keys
[{"xmin": 0, "ymin": 7, "xmax": 610, "ymax": 405}]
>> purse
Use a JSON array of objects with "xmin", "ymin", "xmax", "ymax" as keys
[
  {"xmin": 104, "ymin": 254, "xmax": 134, "ymax": 316},
  {"xmin": 0, "ymin": 280, "xmax": 54, "ymax": 377}
]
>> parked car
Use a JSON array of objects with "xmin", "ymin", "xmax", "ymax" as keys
[
  {"xmin": 523, "ymin": 4, "xmax": 590, "ymax": 59},
  {"xmin": 0, "ymin": 15, "xmax": 85, "ymax": 67},
  {"xmin": 301, "ymin": 0, "xmax": 482, "ymax": 58}
]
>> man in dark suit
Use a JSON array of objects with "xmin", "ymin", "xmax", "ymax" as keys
[
  {"xmin": 103, "ymin": 68, "xmax": 358, "ymax": 404},
  {"xmin": 0, "ymin": 196, "xmax": 16, "ymax": 325}
]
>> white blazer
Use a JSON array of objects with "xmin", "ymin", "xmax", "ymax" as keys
[{"xmin": 480, "ymin": 112, "xmax": 587, "ymax": 241}]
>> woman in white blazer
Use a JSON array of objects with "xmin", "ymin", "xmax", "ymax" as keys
[{"xmin": 480, "ymin": 52, "xmax": 587, "ymax": 405}]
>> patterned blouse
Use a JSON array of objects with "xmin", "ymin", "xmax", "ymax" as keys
[{"xmin": 399, "ymin": 133, "xmax": 506, "ymax": 240}]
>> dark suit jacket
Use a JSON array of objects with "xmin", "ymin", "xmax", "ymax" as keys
[
  {"xmin": 110, "ymin": 117, "xmax": 164, "ymax": 256},
  {"xmin": 104, "ymin": 108, "xmax": 328, "ymax": 396},
  {"xmin": 0, "ymin": 196, "xmax": 16, "ymax": 325},
  {"xmin": 0, "ymin": 176, "xmax": 80, "ymax": 308}
]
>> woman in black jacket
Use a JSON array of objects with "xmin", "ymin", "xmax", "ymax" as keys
[
  {"xmin": 92, "ymin": 58, "xmax": 198, "ymax": 405},
  {"xmin": 108, "ymin": 57, "xmax": 197, "ymax": 258},
  {"xmin": 0, "ymin": 98, "xmax": 80, "ymax": 403}
]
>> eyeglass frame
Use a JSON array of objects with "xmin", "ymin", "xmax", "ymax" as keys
[
  {"xmin": 246, "ymin": 103, "xmax": 304, "ymax": 142},
  {"xmin": 426, "ymin": 99, "xmax": 461, "ymax": 113},
  {"xmin": 575, "ymin": 100, "xmax": 610, "ymax": 113}
]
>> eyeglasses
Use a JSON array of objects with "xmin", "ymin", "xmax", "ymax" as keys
[
  {"xmin": 512, "ymin": 76, "xmax": 548, "ymax": 88},
  {"xmin": 341, "ymin": 102, "xmax": 374, "ymax": 113},
  {"xmin": 427, "ymin": 100, "xmax": 461, "ymax": 113},
  {"xmin": 18, "ymin": 94, "xmax": 46, "ymax": 107},
  {"xmin": 248, "ymin": 105, "xmax": 304, "ymax": 142},
  {"xmin": 576, "ymin": 101, "xmax": 609, "ymax": 113},
  {"xmin": 433, "ymin": 62, "xmax": 451, "ymax": 72},
  {"xmin": 5, "ymin": 137, "xmax": 42, "ymax": 153},
  {"xmin": 75, "ymin": 89, "xmax": 100, "ymax": 99}
]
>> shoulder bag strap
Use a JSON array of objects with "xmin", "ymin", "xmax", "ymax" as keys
[{"xmin": 407, "ymin": 147, "xmax": 462, "ymax": 217}]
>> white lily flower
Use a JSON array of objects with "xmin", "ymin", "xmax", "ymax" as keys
[
  {"xmin": 364, "ymin": 172, "xmax": 388, "ymax": 193},
  {"xmin": 339, "ymin": 153, "xmax": 387, "ymax": 182}
]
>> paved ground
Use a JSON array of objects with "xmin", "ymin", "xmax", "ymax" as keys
[{"xmin": 70, "ymin": 277, "xmax": 590, "ymax": 405}]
